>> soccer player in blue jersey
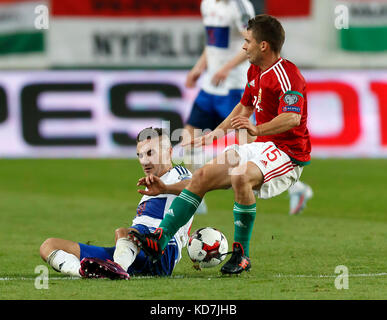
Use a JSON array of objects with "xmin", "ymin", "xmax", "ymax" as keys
[{"xmin": 39, "ymin": 128, "xmax": 193, "ymax": 279}]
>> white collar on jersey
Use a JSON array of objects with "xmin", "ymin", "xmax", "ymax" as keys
[{"xmin": 260, "ymin": 58, "xmax": 283, "ymax": 78}]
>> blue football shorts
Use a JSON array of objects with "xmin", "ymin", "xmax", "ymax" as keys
[
  {"xmin": 187, "ymin": 89, "xmax": 244, "ymax": 130},
  {"xmin": 78, "ymin": 224, "xmax": 179, "ymax": 276}
]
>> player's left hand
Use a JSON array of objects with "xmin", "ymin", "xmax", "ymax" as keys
[
  {"xmin": 231, "ymin": 115, "xmax": 259, "ymax": 136},
  {"xmin": 181, "ymin": 128, "xmax": 225, "ymax": 147},
  {"xmin": 137, "ymin": 174, "xmax": 166, "ymax": 196},
  {"xmin": 186, "ymin": 69, "xmax": 201, "ymax": 88},
  {"xmin": 211, "ymin": 68, "xmax": 229, "ymax": 86}
]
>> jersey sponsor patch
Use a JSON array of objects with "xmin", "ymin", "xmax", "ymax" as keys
[
  {"xmin": 136, "ymin": 198, "xmax": 167, "ymax": 220},
  {"xmin": 282, "ymin": 106, "xmax": 301, "ymax": 113}
]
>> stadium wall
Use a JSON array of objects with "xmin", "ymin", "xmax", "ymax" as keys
[{"xmin": 1, "ymin": 0, "xmax": 387, "ymax": 69}]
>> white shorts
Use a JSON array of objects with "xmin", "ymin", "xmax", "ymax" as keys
[{"xmin": 223, "ymin": 142, "xmax": 303, "ymax": 199}]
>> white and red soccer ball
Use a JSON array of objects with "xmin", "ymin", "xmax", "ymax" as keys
[{"xmin": 187, "ymin": 227, "xmax": 228, "ymax": 269}]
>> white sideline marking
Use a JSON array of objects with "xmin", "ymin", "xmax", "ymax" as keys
[
  {"xmin": 0, "ymin": 275, "xmax": 183, "ymax": 281},
  {"xmin": 274, "ymin": 273, "xmax": 387, "ymax": 278},
  {"xmin": 0, "ymin": 277, "xmax": 80, "ymax": 281},
  {"xmin": 1, "ymin": 273, "xmax": 386, "ymax": 281}
]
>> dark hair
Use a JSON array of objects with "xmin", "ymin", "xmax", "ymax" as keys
[
  {"xmin": 136, "ymin": 127, "xmax": 168, "ymax": 143},
  {"xmin": 247, "ymin": 14, "xmax": 285, "ymax": 54}
]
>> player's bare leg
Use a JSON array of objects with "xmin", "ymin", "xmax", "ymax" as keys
[
  {"xmin": 187, "ymin": 149, "xmax": 241, "ymax": 197},
  {"xmin": 182, "ymin": 124, "xmax": 208, "ymax": 214},
  {"xmin": 40, "ymin": 238, "xmax": 81, "ymax": 260},
  {"xmin": 231, "ymin": 161, "xmax": 263, "ymax": 205}
]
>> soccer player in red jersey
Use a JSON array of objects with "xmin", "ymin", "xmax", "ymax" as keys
[{"xmin": 132, "ymin": 14, "xmax": 312, "ymax": 275}]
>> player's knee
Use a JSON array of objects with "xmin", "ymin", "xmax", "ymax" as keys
[
  {"xmin": 115, "ymin": 227, "xmax": 128, "ymax": 241},
  {"xmin": 231, "ymin": 172, "xmax": 251, "ymax": 190},
  {"xmin": 40, "ymin": 238, "xmax": 55, "ymax": 261},
  {"xmin": 191, "ymin": 166, "xmax": 211, "ymax": 191},
  {"xmin": 231, "ymin": 164, "xmax": 264, "ymax": 190}
]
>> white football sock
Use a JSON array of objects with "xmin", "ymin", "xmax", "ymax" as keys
[
  {"xmin": 113, "ymin": 238, "xmax": 139, "ymax": 271},
  {"xmin": 46, "ymin": 249, "xmax": 81, "ymax": 277}
]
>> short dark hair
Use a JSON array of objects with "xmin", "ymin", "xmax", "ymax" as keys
[
  {"xmin": 247, "ymin": 14, "xmax": 285, "ymax": 54},
  {"xmin": 136, "ymin": 127, "xmax": 168, "ymax": 143}
]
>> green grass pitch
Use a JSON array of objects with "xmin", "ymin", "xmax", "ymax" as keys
[{"xmin": 0, "ymin": 158, "xmax": 386, "ymax": 300}]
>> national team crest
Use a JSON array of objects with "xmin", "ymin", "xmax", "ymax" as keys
[{"xmin": 284, "ymin": 94, "xmax": 299, "ymax": 105}]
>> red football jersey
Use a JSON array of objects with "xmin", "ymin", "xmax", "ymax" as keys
[{"xmin": 240, "ymin": 58, "xmax": 311, "ymax": 164}]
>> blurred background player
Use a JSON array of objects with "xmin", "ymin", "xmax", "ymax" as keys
[
  {"xmin": 287, "ymin": 179, "xmax": 313, "ymax": 215},
  {"xmin": 39, "ymin": 128, "xmax": 194, "ymax": 279},
  {"xmin": 182, "ymin": 0, "xmax": 255, "ymax": 214}
]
